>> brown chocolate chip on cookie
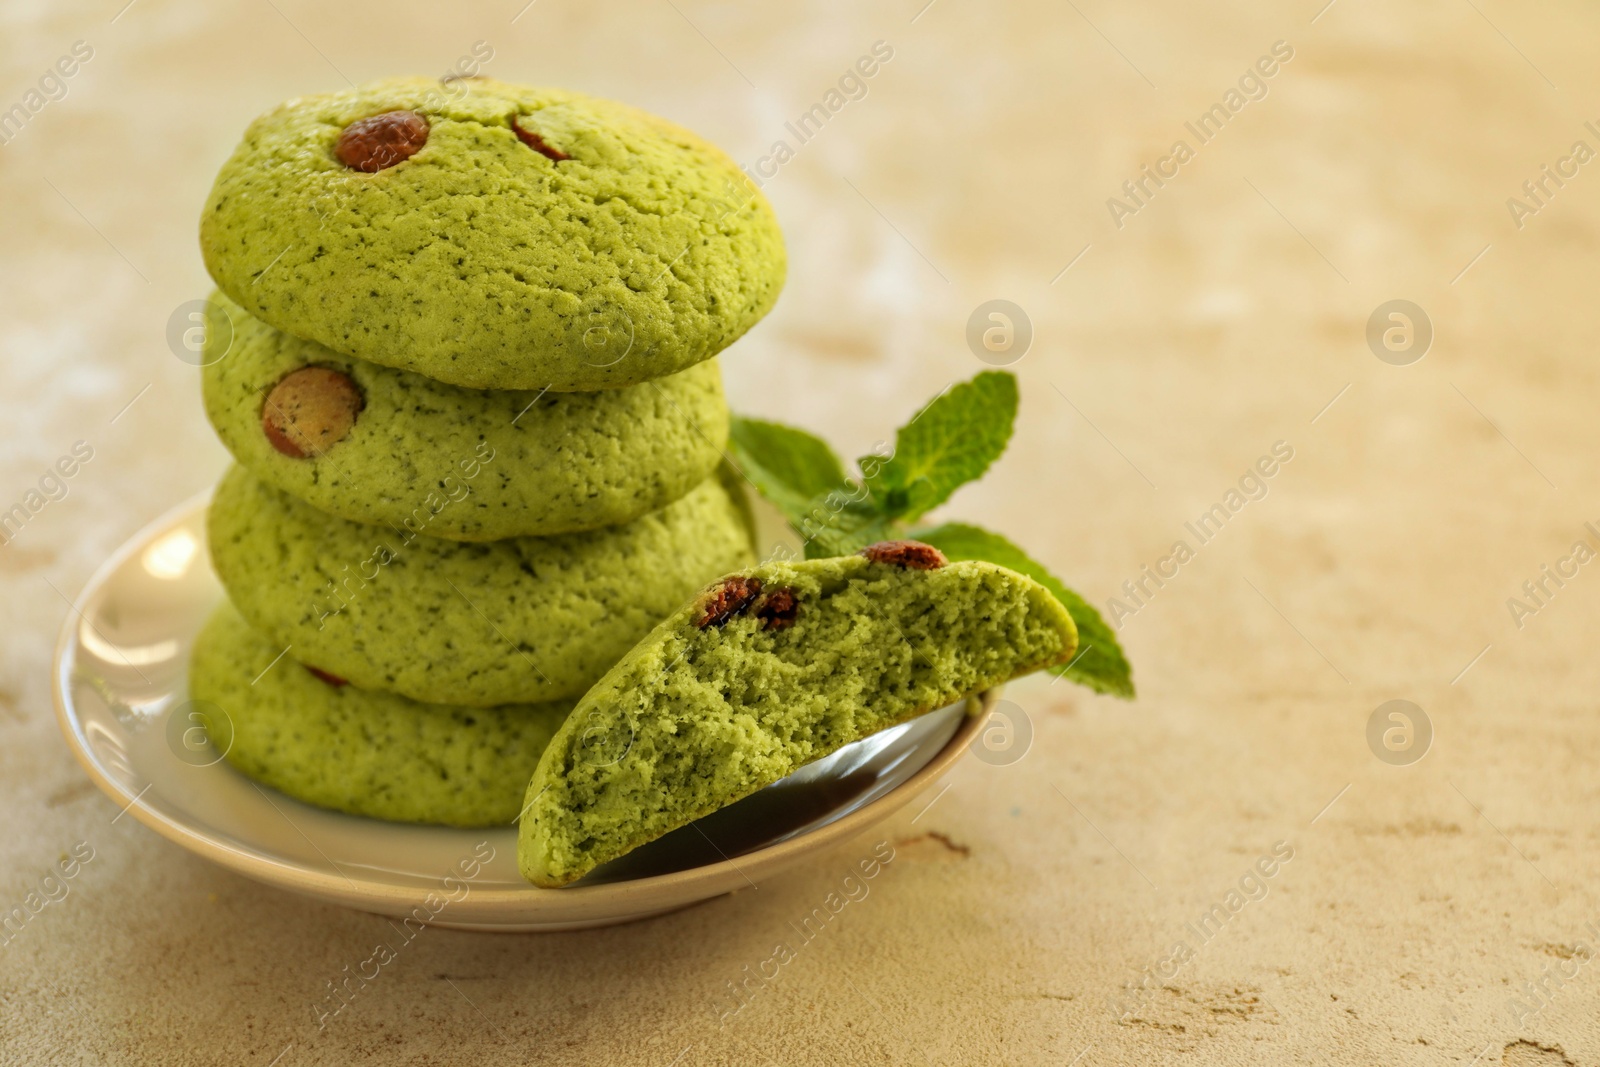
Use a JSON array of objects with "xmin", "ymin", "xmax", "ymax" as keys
[
  {"xmin": 335, "ymin": 111, "xmax": 429, "ymax": 172},
  {"xmin": 513, "ymin": 118, "xmax": 570, "ymax": 161},
  {"xmin": 306, "ymin": 666, "xmax": 349, "ymax": 687},
  {"xmin": 695, "ymin": 576, "xmax": 763, "ymax": 629},
  {"xmin": 755, "ymin": 588, "xmax": 799, "ymax": 630},
  {"xmin": 261, "ymin": 367, "xmax": 364, "ymax": 459},
  {"xmin": 859, "ymin": 540, "xmax": 948, "ymax": 570}
]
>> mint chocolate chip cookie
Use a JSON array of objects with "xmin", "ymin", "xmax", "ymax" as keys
[
  {"xmin": 189, "ymin": 600, "xmax": 572, "ymax": 827},
  {"xmin": 517, "ymin": 542, "xmax": 1077, "ymax": 886},
  {"xmin": 206, "ymin": 464, "xmax": 756, "ymax": 707},
  {"xmin": 200, "ymin": 76, "xmax": 785, "ymax": 391},
  {"xmin": 201, "ymin": 292, "xmax": 729, "ymax": 540}
]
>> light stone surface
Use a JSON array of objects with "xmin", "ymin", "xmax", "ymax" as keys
[{"xmin": 5, "ymin": 1, "xmax": 1600, "ymax": 1064}]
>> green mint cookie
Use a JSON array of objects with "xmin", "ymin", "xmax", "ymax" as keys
[
  {"xmin": 517, "ymin": 541, "xmax": 1076, "ymax": 886},
  {"xmin": 207, "ymin": 464, "xmax": 756, "ymax": 707},
  {"xmin": 189, "ymin": 601, "xmax": 572, "ymax": 825},
  {"xmin": 201, "ymin": 76, "xmax": 785, "ymax": 391},
  {"xmin": 202, "ymin": 292, "xmax": 729, "ymax": 540},
  {"xmin": 189, "ymin": 600, "xmax": 572, "ymax": 827}
]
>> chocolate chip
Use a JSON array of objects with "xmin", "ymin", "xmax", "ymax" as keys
[
  {"xmin": 335, "ymin": 110, "xmax": 429, "ymax": 172},
  {"xmin": 513, "ymin": 118, "xmax": 569, "ymax": 161},
  {"xmin": 695, "ymin": 576, "xmax": 763, "ymax": 629},
  {"xmin": 755, "ymin": 587, "xmax": 799, "ymax": 630},
  {"xmin": 261, "ymin": 367, "xmax": 364, "ymax": 459},
  {"xmin": 306, "ymin": 666, "xmax": 348, "ymax": 687},
  {"xmin": 858, "ymin": 540, "xmax": 948, "ymax": 570}
]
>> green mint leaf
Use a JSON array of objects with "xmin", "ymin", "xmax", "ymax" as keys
[
  {"xmin": 864, "ymin": 371, "xmax": 1019, "ymax": 523},
  {"xmin": 790, "ymin": 491, "xmax": 894, "ymax": 559},
  {"xmin": 913, "ymin": 521, "xmax": 1135, "ymax": 699},
  {"xmin": 728, "ymin": 416, "xmax": 850, "ymax": 528}
]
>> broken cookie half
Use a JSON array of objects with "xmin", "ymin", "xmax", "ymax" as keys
[{"xmin": 517, "ymin": 541, "xmax": 1078, "ymax": 887}]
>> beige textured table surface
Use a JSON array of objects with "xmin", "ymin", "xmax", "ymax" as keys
[{"xmin": 7, "ymin": 1, "xmax": 1600, "ymax": 1064}]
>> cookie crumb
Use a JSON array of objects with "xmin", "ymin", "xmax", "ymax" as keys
[
  {"xmin": 335, "ymin": 111, "xmax": 429, "ymax": 172},
  {"xmin": 306, "ymin": 666, "xmax": 349, "ymax": 687},
  {"xmin": 513, "ymin": 118, "xmax": 570, "ymax": 161},
  {"xmin": 859, "ymin": 541, "xmax": 948, "ymax": 570},
  {"xmin": 262, "ymin": 366, "xmax": 365, "ymax": 458},
  {"xmin": 756, "ymin": 588, "xmax": 799, "ymax": 630},
  {"xmin": 695, "ymin": 576, "xmax": 763, "ymax": 629}
]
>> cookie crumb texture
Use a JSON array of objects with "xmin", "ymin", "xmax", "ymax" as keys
[
  {"xmin": 190, "ymin": 601, "xmax": 571, "ymax": 827},
  {"xmin": 201, "ymin": 76, "xmax": 786, "ymax": 391},
  {"xmin": 517, "ymin": 553, "xmax": 1077, "ymax": 886},
  {"xmin": 206, "ymin": 464, "xmax": 756, "ymax": 706},
  {"xmin": 203, "ymin": 292, "xmax": 729, "ymax": 540}
]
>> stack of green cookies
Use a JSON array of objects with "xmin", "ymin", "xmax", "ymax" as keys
[{"xmin": 187, "ymin": 76, "xmax": 785, "ymax": 828}]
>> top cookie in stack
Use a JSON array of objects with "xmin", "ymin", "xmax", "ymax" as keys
[{"xmin": 202, "ymin": 75, "xmax": 784, "ymax": 392}]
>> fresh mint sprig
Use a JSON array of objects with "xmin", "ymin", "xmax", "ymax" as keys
[
  {"xmin": 909, "ymin": 522, "xmax": 1133, "ymax": 698},
  {"xmin": 727, "ymin": 370, "xmax": 1134, "ymax": 699},
  {"xmin": 863, "ymin": 371, "xmax": 1017, "ymax": 522}
]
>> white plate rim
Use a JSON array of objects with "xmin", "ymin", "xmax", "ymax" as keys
[{"xmin": 52, "ymin": 491, "xmax": 997, "ymax": 927}]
